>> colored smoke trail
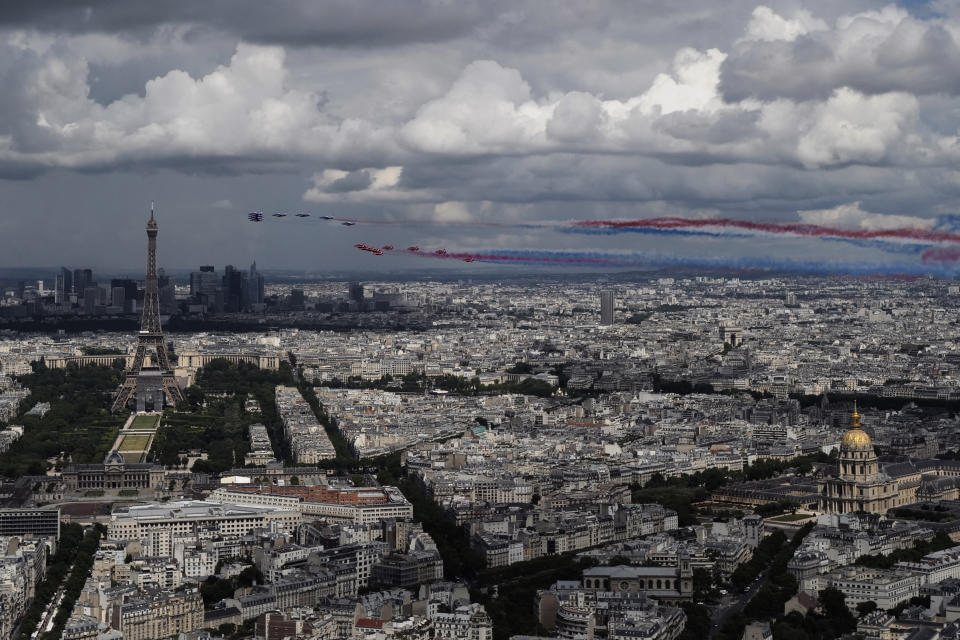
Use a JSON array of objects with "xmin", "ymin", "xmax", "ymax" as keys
[
  {"xmin": 555, "ymin": 226, "xmax": 750, "ymax": 240},
  {"xmin": 408, "ymin": 249, "xmax": 612, "ymax": 266},
  {"xmin": 572, "ymin": 217, "xmax": 960, "ymax": 245},
  {"xmin": 562, "ymin": 224, "xmax": 937, "ymax": 254},
  {"xmin": 821, "ymin": 237, "xmax": 933, "ymax": 255},
  {"xmin": 262, "ymin": 211, "xmax": 960, "ymax": 250},
  {"xmin": 404, "ymin": 247, "xmax": 960, "ymax": 277},
  {"xmin": 922, "ymin": 247, "xmax": 960, "ymax": 263}
]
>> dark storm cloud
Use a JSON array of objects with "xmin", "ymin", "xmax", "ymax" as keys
[
  {"xmin": 653, "ymin": 109, "xmax": 762, "ymax": 145},
  {"xmin": 0, "ymin": 0, "xmax": 491, "ymax": 47}
]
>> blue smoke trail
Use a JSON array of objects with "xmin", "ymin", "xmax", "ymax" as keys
[
  {"xmin": 462, "ymin": 248, "xmax": 960, "ymax": 277},
  {"xmin": 556, "ymin": 226, "xmax": 749, "ymax": 239},
  {"xmin": 559, "ymin": 222, "xmax": 933, "ymax": 256},
  {"xmin": 820, "ymin": 236, "xmax": 933, "ymax": 255},
  {"xmin": 935, "ymin": 215, "xmax": 960, "ymax": 232}
]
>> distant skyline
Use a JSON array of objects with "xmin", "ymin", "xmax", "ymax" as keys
[{"xmin": 1, "ymin": 1, "xmax": 959, "ymax": 272}]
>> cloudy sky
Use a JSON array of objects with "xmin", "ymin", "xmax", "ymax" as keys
[{"xmin": 1, "ymin": 0, "xmax": 959, "ymax": 272}]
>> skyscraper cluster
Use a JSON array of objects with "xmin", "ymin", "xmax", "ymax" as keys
[
  {"xmin": 54, "ymin": 267, "xmax": 95, "ymax": 305},
  {"xmin": 188, "ymin": 262, "xmax": 264, "ymax": 313}
]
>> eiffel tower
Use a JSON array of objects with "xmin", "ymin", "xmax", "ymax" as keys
[{"xmin": 112, "ymin": 204, "xmax": 184, "ymax": 412}]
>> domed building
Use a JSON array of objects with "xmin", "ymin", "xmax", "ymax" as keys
[{"xmin": 819, "ymin": 405, "xmax": 901, "ymax": 514}]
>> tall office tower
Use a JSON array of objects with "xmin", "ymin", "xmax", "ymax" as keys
[
  {"xmin": 111, "ymin": 286, "xmax": 126, "ymax": 310},
  {"xmin": 190, "ymin": 266, "xmax": 220, "ymax": 310},
  {"xmin": 600, "ymin": 289, "xmax": 616, "ymax": 325},
  {"xmin": 222, "ymin": 265, "xmax": 247, "ymax": 312},
  {"xmin": 290, "ymin": 289, "xmax": 305, "ymax": 310},
  {"xmin": 349, "ymin": 281, "xmax": 364, "ymax": 303},
  {"xmin": 55, "ymin": 267, "xmax": 72, "ymax": 304},
  {"xmin": 158, "ymin": 269, "xmax": 176, "ymax": 314},
  {"xmin": 248, "ymin": 262, "xmax": 265, "ymax": 306},
  {"xmin": 189, "ymin": 266, "xmax": 215, "ymax": 296},
  {"xmin": 72, "ymin": 268, "xmax": 93, "ymax": 296},
  {"xmin": 111, "ymin": 279, "xmax": 138, "ymax": 313},
  {"xmin": 112, "ymin": 205, "xmax": 184, "ymax": 412},
  {"xmin": 84, "ymin": 287, "xmax": 99, "ymax": 314}
]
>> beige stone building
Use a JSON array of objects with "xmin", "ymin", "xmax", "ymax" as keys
[
  {"xmin": 819, "ymin": 407, "xmax": 903, "ymax": 514},
  {"xmin": 109, "ymin": 587, "xmax": 203, "ymax": 640}
]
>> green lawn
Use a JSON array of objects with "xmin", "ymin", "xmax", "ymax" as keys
[
  {"xmin": 118, "ymin": 435, "xmax": 152, "ymax": 451},
  {"xmin": 130, "ymin": 415, "xmax": 160, "ymax": 429}
]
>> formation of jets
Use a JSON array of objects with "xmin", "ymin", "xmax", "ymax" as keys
[
  {"xmin": 248, "ymin": 211, "xmax": 347, "ymax": 221},
  {"xmin": 245, "ymin": 212, "xmax": 361, "ymax": 227},
  {"xmin": 245, "ymin": 214, "xmax": 474, "ymax": 264},
  {"xmin": 353, "ymin": 243, "xmax": 385, "ymax": 256}
]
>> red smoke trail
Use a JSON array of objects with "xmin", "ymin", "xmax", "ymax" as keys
[
  {"xmin": 408, "ymin": 250, "xmax": 614, "ymax": 265},
  {"xmin": 921, "ymin": 247, "xmax": 960, "ymax": 263},
  {"xmin": 574, "ymin": 217, "xmax": 960, "ymax": 244}
]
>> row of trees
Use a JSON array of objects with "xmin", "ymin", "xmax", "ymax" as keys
[
  {"xmin": 150, "ymin": 359, "xmax": 298, "ymax": 473},
  {"xmin": 729, "ymin": 528, "xmax": 948, "ymax": 640},
  {"xmin": 151, "ymin": 401, "xmax": 252, "ymax": 473},
  {"xmin": 856, "ymin": 530, "xmax": 954, "ymax": 569},
  {"xmin": 383, "ymin": 461, "xmax": 605, "ymax": 640},
  {"xmin": 15, "ymin": 523, "xmax": 89, "ymax": 640},
  {"xmin": 39, "ymin": 525, "xmax": 104, "ymax": 640},
  {"xmin": 474, "ymin": 554, "xmax": 598, "ymax": 640},
  {"xmin": 716, "ymin": 523, "xmax": 813, "ymax": 640},
  {"xmin": 631, "ymin": 454, "xmax": 829, "ymax": 525},
  {"xmin": 0, "ymin": 362, "xmax": 125, "ymax": 477},
  {"xmin": 296, "ymin": 382, "xmax": 356, "ymax": 465},
  {"xmin": 200, "ymin": 564, "xmax": 264, "ymax": 605}
]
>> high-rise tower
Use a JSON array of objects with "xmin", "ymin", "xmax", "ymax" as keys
[
  {"xmin": 112, "ymin": 204, "xmax": 184, "ymax": 412},
  {"xmin": 599, "ymin": 289, "xmax": 615, "ymax": 325}
]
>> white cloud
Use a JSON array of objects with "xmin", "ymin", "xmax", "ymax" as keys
[
  {"xmin": 433, "ymin": 201, "xmax": 473, "ymax": 222},
  {"xmin": 795, "ymin": 88, "xmax": 918, "ymax": 168},
  {"xmin": 304, "ymin": 166, "xmax": 436, "ymax": 203},
  {"xmin": 211, "ymin": 198, "xmax": 233, "ymax": 209},
  {"xmin": 633, "ymin": 48, "xmax": 727, "ymax": 116},
  {"xmin": 400, "ymin": 60, "xmax": 551, "ymax": 154},
  {"xmin": 797, "ymin": 201, "xmax": 933, "ymax": 229},
  {"xmin": 3, "ymin": 43, "xmax": 399, "ymax": 170},
  {"xmin": 739, "ymin": 6, "xmax": 827, "ymax": 43}
]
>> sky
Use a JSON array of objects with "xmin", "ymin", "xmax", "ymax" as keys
[{"xmin": 2, "ymin": 0, "xmax": 960, "ymax": 273}]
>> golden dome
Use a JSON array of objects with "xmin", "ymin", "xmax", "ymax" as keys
[
  {"xmin": 842, "ymin": 428, "xmax": 872, "ymax": 449},
  {"xmin": 841, "ymin": 402, "xmax": 872, "ymax": 449}
]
